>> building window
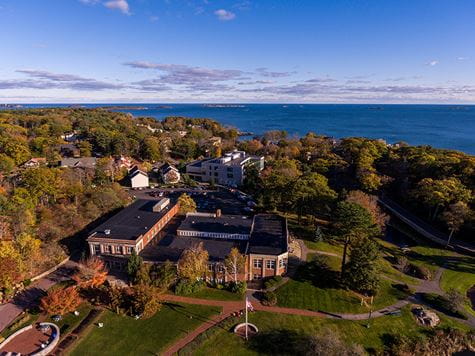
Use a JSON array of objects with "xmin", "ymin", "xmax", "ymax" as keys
[
  {"xmin": 94, "ymin": 244, "xmax": 100, "ymax": 254},
  {"xmin": 266, "ymin": 260, "xmax": 276, "ymax": 269},
  {"xmin": 217, "ymin": 265, "xmax": 225, "ymax": 273},
  {"xmin": 115, "ymin": 246, "xmax": 122, "ymax": 254},
  {"xmin": 125, "ymin": 246, "xmax": 133, "ymax": 254},
  {"xmin": 253, "ymin": 274, "xmax": 261, "ymax": 280},
  {"xmin": 104, "ymin": 245, "xmax": 112, "ymax": 254},
  {"xmin": 279, "ymin": 259, "xmax": 286, "ymax": 268},
  {"xmin": 253, "ymin": 259, "xmax": 262, "ymax": 268},
  {"xmin": 207, "ymin": 264, "xmax": 214, "ymax": 272},
  {"xmin": 227, "ymin": 173, "xmax": 234, "ymax": 178}
]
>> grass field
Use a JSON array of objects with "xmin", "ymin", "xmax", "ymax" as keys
[
  {"xmin": 440, "ymin": 255, "xmax": 475, "ymax": 317},
  {"xmin": 275, "ymin": 278, "xmax": 408, "ymax": 314},
  {"xmin": 69, "ymin": 303, "xmax": 221, "ymax": 356},
  {"xmin": 191, "ymin": 306, "xmax": 470, "ymax": 355},
  {"xmin": 47, "ymin": 303, "xmax": 93, "ymax": 337},
  {"xmin": 183, "ymin": 287, "xmax": 243, "ymax": 301}
]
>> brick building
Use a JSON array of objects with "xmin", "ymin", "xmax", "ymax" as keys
[{"xmin": 87, "ymin": 198, "xmax": 178, "ymax": 269}]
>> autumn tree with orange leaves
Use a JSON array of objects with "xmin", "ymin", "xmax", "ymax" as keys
[
  {"xmin": 73, "ymin": 257, "xmax": 108, "ymax": 288},
  {"xmin": 40, "ymin": 286, "xmax": 81, "ymax": 315}
]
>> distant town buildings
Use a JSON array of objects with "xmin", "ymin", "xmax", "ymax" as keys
[
  {"xmin": 128, "ymin": 166, "xmax": 149, "ymax": 188},
  {"xmin": 60, "ymin": 157, "xmax": 97, "ymax": 169},
  {"xmin": 21, "ymin": 157, "xmax": 47, "ymax": 168},
  {"xmin": 158, "ymin": 163, "xmax": 180, "ymax": 184},
  {"xmin": 186, "ymin": 150, "xmax": 264, "ymax": 187}
]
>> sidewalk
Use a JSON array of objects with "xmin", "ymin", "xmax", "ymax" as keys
[{"xmin": 0, "ymin": 261, "xmax": 78, "ymax": 333}]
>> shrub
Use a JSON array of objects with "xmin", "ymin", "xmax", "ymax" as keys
[
  {"xmin": 175, "ymin": 279, "xmax": 205, "ymax": 295},
  {"xmin": 405, "ymin": 263, "xmax": 432, "ymax": 280},
  {"xmin": 227, "ymin": 281, "xmax": 247, "ymax": 295},
  {"xmin": 262, "ymin": 291, "xmax": 277, "ymax": 306}
]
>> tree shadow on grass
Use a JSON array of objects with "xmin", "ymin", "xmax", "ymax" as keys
[
  {"xmin": 248, "ymin": 329, "xmax": 311, "ymax": 355},
  {"xmin": 163, "ymin": 302, "xmax": 220, "ymax": 326}
]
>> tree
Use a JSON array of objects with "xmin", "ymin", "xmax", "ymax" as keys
[
  {"xmin": 40, "ymin": 286, "xmax": 81, "ymax": 316},
  {"xmin": 131, "ymin": 283, "xmax": 162, "ymax": 318},
  {"xmin": 333, "ymin": 201, "xmax": 379, "ymax": 272},
  {"xmin": 343, "ymin": 238, "xmax": 380, "ymax": 295},
  {"xmin": 127, "ymin": 249, "xmax": 143, "ymax": 284},
  {"xmin": 73, "ymin": 257, "xmax": 108, "ymax": 288},
  {"xmin": 178, "ymin": 242, "xmax": 209, "ymax": 280},
  {"xmin": 292, "ymin": 173, "xmax": 337, "ymax": 220},
  {"xmin": 415, "ymin": 177, "xmax": 471, "ymax": 220},
  {"xmin": 178, "ymin": 193, "xmax": 196, "ymax": 215},
  {"xmin": 224, "ymin": 247, "xmax": 246, "ymax": 283},
  {"xmin": 0, "ymin": 241, "xmax": 23, "ymax": 292},
  {"xmin": 441, "ymin": 201, "xmax": 471, "ymax": 246},
  {"xmin": 135, "ymin": 263, "xmax": 151, "ymax": 286},
  {"xmin": 345, "ymin": 190, "xmax": 389, "ymax": 231},
  {"xmin": 150, "ymin": 261, "xmax": 177, "ymax": 289}
]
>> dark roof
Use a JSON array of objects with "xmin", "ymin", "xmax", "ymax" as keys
[
  {"xmin": 249, "ymin": 214, "xmax": 288, "ymax": 255},
  {"xmin": 177, "ymin": 215, "xmax": 252, "ymax": 235},
  {"xmin": 89, "ymin": 199, "xmax": 175, "ymax": 241},
  {"xmin": 140, "ymin": 234, "xmax": 248, "ymax": 263},
  {"xmin": 60, "ymin": 157, "xmax": 97, "ymax": 169},
  {"xmin": 188, "ymin": 159, "xmax": 205, "ymax": 168}
]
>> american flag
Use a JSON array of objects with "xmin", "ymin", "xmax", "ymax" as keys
[{"xmin": 246, "ymin": 298, "xmax": 254, "ymax": 312}]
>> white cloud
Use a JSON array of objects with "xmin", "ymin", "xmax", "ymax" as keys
[
  {"xmin": 79, "ymin": 0, "xmax": 100, "ymax": 4},
  {"xmin": 214, "ymin": 9, "xmax": 236, "ymax": 21},
  {"xmin": 149, "ymin": 15, "xmax": 159, "ymax": 22},
  {"xmin": 426, "ymin": 60, "xmax": 439, "ymax": 66},
  {"xmin": 457, "ymin": 57, "xmax": 469, "ymax": 61},
  {"xmin": 104, "ymin": 0, "xmax": 130, "ymax": 15}
]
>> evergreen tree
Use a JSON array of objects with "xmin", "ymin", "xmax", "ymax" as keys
[
  {"xmin": 343, "ymin": 238, "xmax": 380, "ymax": 295},
  {"xmin": 127, "ymin": 250, "xmax": 143, "ymax": 284}
]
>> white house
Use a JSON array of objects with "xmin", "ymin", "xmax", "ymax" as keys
[{"xmin": 129, "ymin": 166, "xmax": 149, "ymax": 188}]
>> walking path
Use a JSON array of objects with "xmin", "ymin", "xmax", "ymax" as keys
[{"xmin": 0, "ymin": 261, "xmax": 78, "ymax": 333}]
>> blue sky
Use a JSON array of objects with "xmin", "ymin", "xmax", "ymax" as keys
[{"xmin": 1, "ymin": 0, "xmax": 474, "ymax": 103}]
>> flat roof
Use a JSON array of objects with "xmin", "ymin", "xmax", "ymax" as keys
[
  {"xmin": 249, "ymin": 214, "xmax": 288, "ymax": 255},
  {"xmin": 177, "ymin": 215, "xmax": 252, "ymax": 235},
  {"xmin": 89, "ymin": 199, "xmax": 175, "ymax": 241},
  {"xmin": 140, "ymin": 234, "xmax": 248, "ymax": 263}
]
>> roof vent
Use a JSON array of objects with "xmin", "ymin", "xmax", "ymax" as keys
[
  {"xmin": 104, "ymin": 229, "xmax": 111, "ymax": 235},
  {"xmin": 136, "ymin": 215, "xmax": 141, "ymax": 219}
]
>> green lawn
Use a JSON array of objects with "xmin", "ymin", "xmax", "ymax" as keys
[
  {"xmin": 184, "ymin": 287, "xmax": 243, "ymax": 301},
  {"xmin": 46, "ymin": 303, "xmax": 93, "ymax": 337},
  {"xmin": 275, "ymin": 278, "xmax": 408, "ymax": 314},
  {"xmin": 440, "ymin": 255, "xmax": 475, "ymax": 317},
  {"xmin": 190, "ymin": 306, "xmax": 470, "ymax": 355},
  {"xmin": 306, "ymin": 253, "xmax": 342, "ymax": 271},
  {"xmin": 69, "ymin": 303, "xmax": 221, "ymax": 356},
  {"xmin": 303, "ymin": 240, "xmax": 344, "ymax": 255}
]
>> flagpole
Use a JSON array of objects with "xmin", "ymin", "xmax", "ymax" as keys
[{"xmin": 245, "ymin": 296, "xmax": 248, "ymax": 340}]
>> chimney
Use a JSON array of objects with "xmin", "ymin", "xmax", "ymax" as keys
[{"xmin": 216, "ymin": 209, "xmax": 222, "ymax": 217}]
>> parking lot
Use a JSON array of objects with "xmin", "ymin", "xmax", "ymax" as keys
[{"xmin": 127, "ymin": 186, "xmax": 255, "ymax": 216}]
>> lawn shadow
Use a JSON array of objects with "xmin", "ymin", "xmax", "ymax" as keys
[
  {"xmin": 163, "ymin": 302, "xmax": 219, "ymax": 325},
  {"xmin": 248, "ymin": 329, "xmax": 311, "ymax": 355}
]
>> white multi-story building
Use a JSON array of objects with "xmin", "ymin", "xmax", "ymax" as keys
[{"xmin": 186, "ymin": 151, "xmax": 264, "ymax": 187}]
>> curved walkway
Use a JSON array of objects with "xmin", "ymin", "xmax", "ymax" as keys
[{"xmin": 0, "ymin": 261, "xmax": 78, "ymax": 333}]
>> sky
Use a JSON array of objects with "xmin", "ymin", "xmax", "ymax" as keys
[{"xmin": 1, "ymin": 0, "xmax": 475, "ymax": 104}]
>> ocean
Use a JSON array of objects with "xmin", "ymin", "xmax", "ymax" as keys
[{"xmin": 6, "ymin": 104, "xmax": 475, "ymax": 154}]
